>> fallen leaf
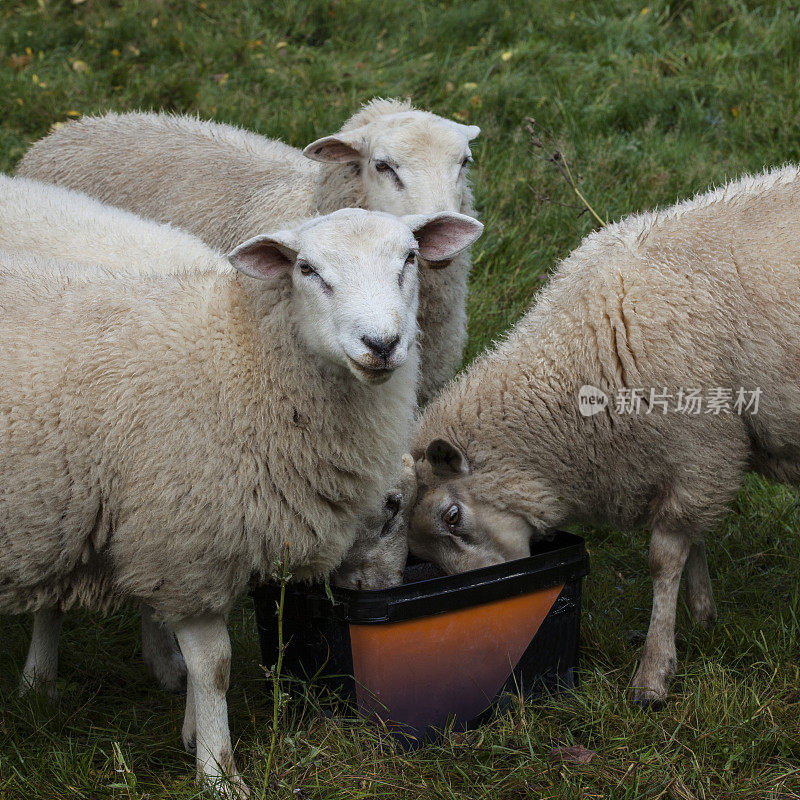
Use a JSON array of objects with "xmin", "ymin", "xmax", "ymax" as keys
[
  {"xmin": 72, "ymin": 59, "xmax": 89, "ymax": 73},
  {"xmin": 8, "ymin": 53, "xmax": 32, "ymax": 69},
  {"xmin": 213, "ymin": 73, "xmax": 229, "ymax": 85},
  {"xmin": 549, "ymin": 744, "xmax": 596, "ymax": 764},
  {"xmin": 501, "ymin": 50, "xmax": 513, "ymax": 61},
  {"xmin": 275, "ymin": 41, "xmax": 288, "ymax": 49},
  {"xmin": 463, "ymin": 81, "xmax": 477, "ymax": 90}
]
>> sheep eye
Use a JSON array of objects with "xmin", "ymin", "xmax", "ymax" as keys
[
  {"xmin": 443, "ymin": 504, "xmax": 461, "ymax": 528},
  {"xmin": 298, "ymin": 262, "xmax": 315, "ymax": 277},
  {"xmin": 399, "ymin": 253, "xmax": 416, "ymax": 287},
  {"xmin": 461, "ymin": 156, "xmax": 473, "ymax": 169},
  {"xmin": 374, "ymin": 160, "xmax": 394, "ymax": 174}
]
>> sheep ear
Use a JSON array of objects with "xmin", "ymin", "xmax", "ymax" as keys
[
  {"xmin": 462, "ymin": 124, "xmax": 481, "ymax": 141},
  {"xmin": 425, "ymin": 439, "xmax": 469, "ymax": 477},
  {"xmin": 444, "ymin": 120, "xmax": 481, "ymax": 141},
  {"xmin": 303, "ymin": 127, "xmax": 368, "ymax": 163},
  {"xmin": 227, "ymin": 233, "xmax": 298, "ymax": 280},
  {"xmin": 404, "ymin": 212, "xmax": 484, "ymax": 266}
]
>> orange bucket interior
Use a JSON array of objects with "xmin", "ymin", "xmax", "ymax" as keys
[{"xmin": 348, "ymin": 583, "xmax": 564, "ymax": 733}]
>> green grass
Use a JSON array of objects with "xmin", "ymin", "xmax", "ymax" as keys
[{"xmin": 2, "ymin": 0, "xmax": 800, "ymax": 797}]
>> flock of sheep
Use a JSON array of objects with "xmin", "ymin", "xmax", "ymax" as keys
[{"xmin": 2, "ymin": 96, "xmax": 799, "ymax": 795}]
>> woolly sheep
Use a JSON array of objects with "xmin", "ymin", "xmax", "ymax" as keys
[
  {"xmin": 408, "ymin": 165, "xmax": 800, "ymax": 707},
  {"xmin": 17, "ymin": 98, "xmax": 481, "ymax": 404},
  {"xmin": 0, "ymin": 175, "xmax": 226, "ymax": 694},
  {"xmin": 0, "ymin": 175, "xmax": 481, "ymax": 693},
  {"xmin": 0, "ymin": 188, "xmax": 482, "ymax": 794},
  {"xmin": 333, "ymin": 454, "xmax": 418, "ymax": 590},
  {"xmin": 0, "ymin": 174, "xmax": 225, "ymax": 274}
]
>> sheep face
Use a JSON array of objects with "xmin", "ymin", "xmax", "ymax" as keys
[
  {"xmin": 228, "ymin": 210, "xmax": 483, "ymax": 385},
  {"xmin": 408, "ymin": 439, "xmax": 553, "ymax": 575},
  {"xmin": 304, "ymin": 111, "xmax": 480, "ymax": 219},
  {"xmin": 334, "ymin": 454, "xmax": 417, "ymax": 590}
]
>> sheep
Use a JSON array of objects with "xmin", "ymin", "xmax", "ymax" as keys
[
  {"xmin": 17, "ymin": 98, "xmax": 481, "ymax": 405},
  {"xmin": 0, "ymin": 175, "xmax": 228, "ymax": 694},
  {"xmin": 407, "ymin": 164, "xmax": 800, "ymax": 707},
  {"xmin": 0, "ymin": 175, "xmax": 477, "ymax": 692},
  {"xmin": 0, "ymin": 191, "xmax": 482, "ymax": 794},
  {"xmin": 333, "ymin": 454, "xmax": 418, "ymax": 591},
  {"xmin": 0, "ymin": 175, "xmax": 225, "ymax": 275}
]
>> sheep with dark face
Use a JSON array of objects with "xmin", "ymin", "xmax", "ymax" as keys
[{"xmin": 409, "ymin": 165, "xmax": 800, "ymax": 707}]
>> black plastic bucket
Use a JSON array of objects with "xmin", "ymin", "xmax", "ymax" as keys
[{"xmin": 253, "ymin": 530, "xmax": 589, "ymax": 744}]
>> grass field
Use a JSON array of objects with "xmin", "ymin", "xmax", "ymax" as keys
[{"xmin": 2, "ymin": 1, "xmax": 800, "ymax": 797}]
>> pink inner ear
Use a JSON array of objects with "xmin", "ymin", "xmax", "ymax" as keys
[
  {"xmin": 230, "ymin": 242, "xmax": 293, "ymax": 279},
  {"xmin": 307, "ymin": 138, "xmax": 361, "ymax": 163},
  {"xmin": 416, "ymin": 218, "xmax": 478, "ymax": 262}
]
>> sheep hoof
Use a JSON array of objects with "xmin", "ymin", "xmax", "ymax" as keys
[
  {"xmin": 629, "ymin": 685, "xmax": 667, "ymax": 710},
  {"xmin": 632, "ymin": 695, "xmax": 665, "ymax": 712},
  {"xmin": 18, "ymin": 675, "xmax": 58, "ymax": 704},
  {"xmin": 200, "ymin": 772, "xmax": 249, "ymax": 799},
  {"xmin": 688, "ymin": 599, "xmax": 718, "ymax": 630}
]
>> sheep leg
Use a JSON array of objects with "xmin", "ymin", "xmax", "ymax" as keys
[
  {"xmin": 631, "ymin": 525, "xmax": 691, "ymax": 707},
  {"xmin": 19, "ymin": 608, "xmax": 63, "ymax": 703},
  {"xmin": 182, "ymin": 673, "xmax": 197, "ymax": 753},
  {"xmin": 141, "ymin": 604, "xmax": 187, "ymax": 694},
  {"xmin": 683, "ymin": 542, "xmax": 717, "ymax": 629},
  {"xmin": 173, "ymin": 614, "xmax": 247, "ymax": 798}
]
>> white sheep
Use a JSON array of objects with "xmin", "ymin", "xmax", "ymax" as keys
[
  {"xmin": 0, "ymin": 175, "xmax": 478, "ymax": 692},
  {"xmin": 17, "ymin": 98, "xmax": 481, "ymax": 405},
  {"xmin": 0, "ymin": 175, "xmax": 226, "ymax": 694},
  {"xmin": 0, "ymin": 175, "xmax": 225, "ymax": 275},
  {"xmin": 408, "ymin": 165, "xmax": 800, "ymax": 707},
  {"xmin": 333, "ymin": 454, "xmax": 418, "ymax": 591},
  {"xmin": 0, "ymin": 182, "xmax": 482, "ymax": 794}
]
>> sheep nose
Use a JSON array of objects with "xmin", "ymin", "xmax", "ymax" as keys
[{"xmin": 361, "ymin": 334, "xmax": 400, "ymax": 361}]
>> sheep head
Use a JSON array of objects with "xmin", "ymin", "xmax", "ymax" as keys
[
  {"xmin": 303, "ymin": 108, "xmax": 480, "ymax": 220},
  {"xmin": 228, "ymin": 209, "xmax": 482, "ymax": 384}
]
